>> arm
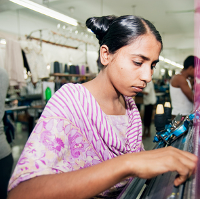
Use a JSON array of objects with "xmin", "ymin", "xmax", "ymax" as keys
[{"xmin": 8, "ymin": 147, "xmax": 197, "ymax": 199}]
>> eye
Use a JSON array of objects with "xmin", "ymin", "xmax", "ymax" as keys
[
  {"xmin": 151, "ymin": 63, "xmax": 157, "ymax": 70},
  {"xmin": 133, "ymin": 61, "xmax": 142, "ymax": 66}
]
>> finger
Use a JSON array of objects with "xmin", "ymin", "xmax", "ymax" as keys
[
  {"xmin": 175, "ymin": 149, "xmax": 198, "ymax": 162},
  {"xmin": 172, "ymin": 157, "xmax": 194, "ymax": 186},
  {"xmin": 145, "ymin": 147, "xmax": 197, "ymax": 165},
  {"xmin": 156, "ymin": 147, "xmax": 198, "ymax": 168},
  {"xmin": 175, "ymin": 154, "xmax": 197, "ymax": 177},
  {"xmin": 174, "ymin": 174, "xmax": 188, "ymax": 186}
]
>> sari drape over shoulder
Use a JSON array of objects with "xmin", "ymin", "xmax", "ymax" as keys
[{"xmin": 8, "ymin": 83, "xmax": 143, "ymax": 197}]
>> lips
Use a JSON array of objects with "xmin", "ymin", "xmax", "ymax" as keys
[{"xmin": 132, "ymin": 86, "xmax": 144, "ymax": 92}]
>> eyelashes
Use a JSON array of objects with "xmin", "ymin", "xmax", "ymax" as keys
[
  {"xmin": 133, "ymin": 61, "xmax": 156, "ymax": 70},
  {"xmin": 133, "ymin": 61, "xmax": 142, "ymax": 66}
]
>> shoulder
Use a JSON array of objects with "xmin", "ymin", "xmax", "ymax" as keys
[
  {"xmin": 57, "ymin": 83, "xmax": 84, "ymax": 96},
  {"xmin": 54, "ymin": 83, "xmax": 89, "ymax": 106},
  {"xmin": 50, "ymin": 83, "xmax": 81, "ymax": 105},
  {"xmin": 42, "ymin": 83, "xmax": 85, "ymax": 118},
  {"xmin": 170, "ymin": 74, "xmax": 186, "ymax": 87}
]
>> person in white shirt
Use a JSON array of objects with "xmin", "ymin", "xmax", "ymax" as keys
[
  {"xmin": 142, "ymin": 80, "xmax": 156, "ymax": 138},
  {"xmin": 170, "ymin": 56, "xmax": 195, "ymax": 118}
]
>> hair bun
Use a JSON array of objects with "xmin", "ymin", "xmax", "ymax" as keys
[{"xmin": 86, "ymin": 15, "xmax": 117, "ymax": 43}]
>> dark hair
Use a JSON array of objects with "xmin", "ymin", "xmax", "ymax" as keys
[
  {"xmin": 183, "ymin": 55, "xmax": 195, "ymax": 69},
  {"xmin": 86, "ymin": 15, "xmax": 162, "ymax": 55}
]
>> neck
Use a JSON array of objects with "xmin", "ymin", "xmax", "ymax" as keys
[
  {"xmin": 181, "ymin": 69, "xmax": 190, "ymax": 78},
  {"xmin": 90, "ymin": 69, "xmax": 121, "ymax": 101},
  {"xmin": 82, "ymin": 69, "xmax": 126, "ymax": 115}
]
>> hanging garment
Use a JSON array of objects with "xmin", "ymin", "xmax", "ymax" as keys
[
  {"xmin": 20, "ymin": 41, "xmax": 49, "ymax": 83},
  {"xmin": 5, "ymin": 39, "xmax": 26, "ymax": 87},
  {"xmin": 21, "ymin": 50, "xmax": 30, "ymax": 73}
]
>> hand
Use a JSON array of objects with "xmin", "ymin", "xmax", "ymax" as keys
[{"xmin": 126, "ymin": 146, "xmax": 198, "ymax": 186}]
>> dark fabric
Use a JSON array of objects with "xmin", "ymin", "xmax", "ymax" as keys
[
  {"xmin": 144, "ymin": 104, "xmax": 153, "ymax": 127},
  {"xmin": 136, "ymin": 104, "xmax": 141, "ymax": 112},
  {"xmin": 3, "ymin": 112, "xmax": 15, "ymax": 144},
  {"xmin": 21, "ymin": 50, "xmax": 30, "ymax": 72},
  {"xmin": 28, "ymin": 116, "xmax": 34, "ymax": 137},
  {"xmin": 0, "ymin": 153, "xmax": 13, "ymax": 199}
]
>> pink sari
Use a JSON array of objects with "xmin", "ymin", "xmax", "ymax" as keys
[{"xmin": 8, "ymin": 83, "xmax": 143, "ymax": 197}]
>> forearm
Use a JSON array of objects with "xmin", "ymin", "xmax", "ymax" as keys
[
  {"xmin": 8, "ymin": 155, "xmax": 131, "ymax": 199},
  {"xmin": 8, "ymin": 147, "xmax": 197, "ymax": 199}
]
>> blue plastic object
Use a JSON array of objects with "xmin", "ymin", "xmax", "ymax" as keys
[{"xmin": 153, "ymin": 113, "xmax": 194, "ymax": 144}]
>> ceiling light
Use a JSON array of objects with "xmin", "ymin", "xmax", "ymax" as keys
[
  {"xmin": 10, "ymin": 0, "xmax": 78, "ymax": 26},
  {"xmin": 159, "ymin": 56, "xmax": 183, "ymax": 69}
]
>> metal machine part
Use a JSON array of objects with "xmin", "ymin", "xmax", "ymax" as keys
[
  {"xmin": 153, "ymin": 113, "xmax": 194, "ymax": 146},
  {"xmin": 118, "ymin": 120, "xmax": 194, "ymax": 199}
]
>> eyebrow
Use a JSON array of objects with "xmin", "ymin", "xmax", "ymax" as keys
[{"xmin": 131, "ymin": 54, "xmax": 160, "ymax": 63}]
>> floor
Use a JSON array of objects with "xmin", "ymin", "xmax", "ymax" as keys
[{"xmin": 11, "ymin": 122, "xmax": 29, "ymax": 172}]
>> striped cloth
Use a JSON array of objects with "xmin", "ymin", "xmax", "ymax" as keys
[{"xmin": 8, "ymin": 83, "xmax": 143, "ymax": 196}]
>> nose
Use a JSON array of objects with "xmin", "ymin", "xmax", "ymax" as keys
[{"xmin": 140, "ymin": 65, "xmax": 153, "ymax": 83}]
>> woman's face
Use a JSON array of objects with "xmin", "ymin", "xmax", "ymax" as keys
[{"xmin": 105, "ymin": 34, "xmax": 162, "ymax": 97}]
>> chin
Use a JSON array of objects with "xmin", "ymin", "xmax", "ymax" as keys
[{"xmin": 124, "ymin": 92, "xmax": 138, "ymax": 98}]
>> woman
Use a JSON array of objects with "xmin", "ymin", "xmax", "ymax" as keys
[{"xmin": 8, "ymin": 15, "xmax": 197, "ymax": 199}]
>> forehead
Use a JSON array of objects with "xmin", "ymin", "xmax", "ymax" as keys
[{"xmin": 119, "ymin": 34, "xmax": 162, "ymax": 55}]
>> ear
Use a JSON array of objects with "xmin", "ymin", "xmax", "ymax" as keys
[
  {"xmin": 188, "ymin": 65, "xmax": 194, "ymax": 72},
  {"xmin": 100, "ymin": 45, "xmax": 110, "ymax": 66}
]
